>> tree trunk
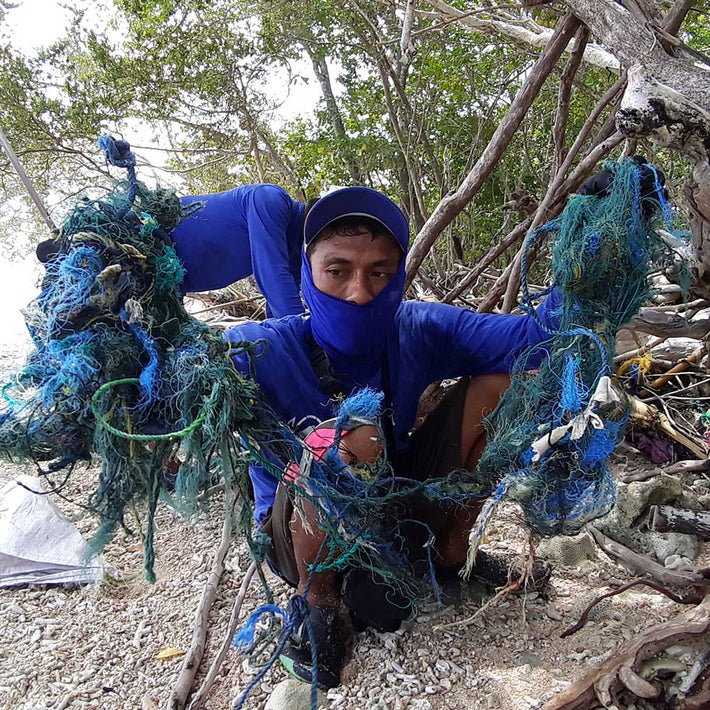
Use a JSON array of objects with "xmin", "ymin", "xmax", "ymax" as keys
[{"xmin": 305, "ymin": 47, "xmax": 364, "ymax": 184}]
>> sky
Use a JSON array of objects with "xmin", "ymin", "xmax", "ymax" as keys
[
  {"xmin": 5, "ymin": 0, "xmax": 71, "ymax": 53},
  {"xmin": 1, "ymin": 0, "xmax": 323, "ymax": 345},
  {"xmin": 2, "ymin": 1, "xmax": 72, "ymax": 345}
]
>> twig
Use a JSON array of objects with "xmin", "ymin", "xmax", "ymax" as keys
[
  {"xmin": 477, "ymin": 129, "xmax": 626, "ymax": 313},
  {"xmin": 499, "ymin": 22, "xmax": 589, "ymax": 314},
  {"xmin": 188, "ymin": 561, "xmax": 258, "ymax": 710},
  {"xmin": 560, "ymin": 579, "xmax": 703, "ymax": 638},
  {"xmin": 553, "ymin": 25, "xmax": 590, "ymax": 171},
  {"xmin": 664, "ymin": 458, "xmax": 710, "ymax": 475},
  {"xmin": 497, "ymin": 74, "xmax": 627, "ymax": 313},
  {"xmin": 434, "ymin": 554, "xmax": 540, "ymax": 632},
  {"xmin": 442, "ymin": 217, "xmax": 532, "ymax": 303},
  {"xmin": 167, "ymin": 494, "xmax": 237, "ymax": 710},
  {"xmin": 196, "ymin": 483, "xmax": 226, "ymax": 502},
  {"xmin": 434, "ymin": 583, "xmax": 512, "ymax": 631},
  {"xmin": 648, "ymin": 345, "xmax": 707, "ymax": 389},
  {"xmin": 654, "ymin": 375, "xmax": 710, "ymax": 396}
]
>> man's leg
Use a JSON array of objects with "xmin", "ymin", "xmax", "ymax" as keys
[
  {"xmin": 280, "ymin": 424, "xmax": 382, "ymax": 688},
  {"xmin": 434, "ymin": 373, "xmax": 510, "ymax": 568},
  {"xmin": 290, "ymin": 423, "xmax": 382, "ymax": 606},
  {"xmin": 290, "ymin": 499, "xmax": 340, "ymax": 606},
  {"xmin": 422, "ymin": 374, "xmax": 550, "ymax": 591}
]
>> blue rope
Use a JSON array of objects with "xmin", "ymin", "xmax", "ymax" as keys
[
  {"xmin": 97, "ymin": 135, "xmax": 137, "ymax": 205},
  {"xmin": 233, "ymin": 538, "xmax": 330, "ymax": 709},
  {"xmin": 233, "ymin": 596, "xmax": 312, "ymax": 710},
  {"xmin": 649, "ymin": 164, "xmax": 674, "ymax": 226},
  {"xmin": 120, "ymin": 310, "xmax": 160, "ymax": 406}
]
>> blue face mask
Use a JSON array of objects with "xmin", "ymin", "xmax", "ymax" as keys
[{"xmin": 301, "ymin": 244, "xmax": 406, "ymax": 364}]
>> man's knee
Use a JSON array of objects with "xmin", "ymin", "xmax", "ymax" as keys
[
  {"xmin": 464, "ymin": 373, "xmax": 510, "ymax": 419},
  {"xmin": 339, "ymin": 424, "xmax": 382, "ymax": 465}
]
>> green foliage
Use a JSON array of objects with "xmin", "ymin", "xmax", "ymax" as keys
[
  {"xmin": 683, "ymin": 9, "xmax": 709, "ymax": 53},
  {"xmin": 0, "ymin": 0, "xmax": 701, "ymax": 277}
]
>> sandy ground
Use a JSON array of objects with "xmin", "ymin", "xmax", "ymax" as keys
[{"xmin": 0, "ymin": 342, "xmax": 707, "ymax": 710}]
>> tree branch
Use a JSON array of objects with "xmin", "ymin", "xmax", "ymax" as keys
[
  {"xmin": 553, "ymin": 25, "xmax": 590, "ymax": 172},
  {"xmin": 425, "ymin": 0, "xmax": 619, "ymax": 69},
  {"xmin": 443, "ymin": 216, "xmax": 533, "ymax": 303},
  {"xmin": 405, "ymin": 12, "xmax": 581, "ymax": 287}
]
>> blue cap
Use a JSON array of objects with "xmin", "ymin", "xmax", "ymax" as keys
[{"xmin": 304, "ymin": 186, "xmax": 409, "ymax": 252}]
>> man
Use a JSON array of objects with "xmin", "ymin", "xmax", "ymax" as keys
[
  {"xmin": 171, "ymin": 184, "xmax": 310, "ymax": 317},
  {"xmin": 226, "ymin": 186, "xmax": 561, "ymax": 688}
]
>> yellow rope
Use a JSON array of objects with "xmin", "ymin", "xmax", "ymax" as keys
[{"xmin": 616, "ymin": 352, "xmax": 652, "ymax": 380}]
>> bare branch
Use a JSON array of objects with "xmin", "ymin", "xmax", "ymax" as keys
[
  {"xmin": 663, "ymin": 0, "xmax": 696, "ymax": 36},
  {"xmin": 405, "ymin": 12, "xmax": 581, "ymax": 287},
  {"xmin": 425, "ymin": 0, "xmax": 619, "ymax": 69},
  {"xmin": 443, "ymin": 216, "xmax": 533, "ymax": 303},
  {"xmin": 553, "ymin": 25, "xmax": 590, "ymax": 172}
]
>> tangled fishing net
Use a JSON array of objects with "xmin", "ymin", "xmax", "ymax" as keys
[
  {"xmin": 466, "ymin": 157, "xmax": 689, "ymax": 571},
  {"xmin": 0, "ymin": 141, "xmax": 690, "ymax": 700},
  {"xmin": 0, "ymin": 150, "xmax": 281, "ymax": 581},
  {"xmin": 0, "ymin": 137, "xmax": 473, "ymax": 593}
]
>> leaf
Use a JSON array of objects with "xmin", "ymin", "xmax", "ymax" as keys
[{"xmin": 155, "ymin": 647, "xmax": 185, "ymax": 661}]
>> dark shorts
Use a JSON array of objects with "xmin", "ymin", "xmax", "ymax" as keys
[{"xmin": 259, "ymin": 378, "xmax": 472, "ymax": 587}]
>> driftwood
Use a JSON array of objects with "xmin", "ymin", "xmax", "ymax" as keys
[
  {"xmin": 648, "ymin": 505, "xmax": 710, "ymax": 541},
  {"xmin": 665, "ymin": 459, "xmax": 710, "ymax": 475},
  {"xmin": 622, "ymin": 458, "xmax": 710, "ymax": 483},
  {"xmin": 167, "ymin": 497, "xmax": 235, "ymax": 710},
  {"xmin": 542, "ymin": 594, "xmax": 710, "ymax": 710},
  {"xmin": 628, "ymin": 306, "xmax": 710, "ymax": 340},
  {"xmin": 587, "ymin": 526, "xmax": 708, "ymax": 589},
  {"xmin": 647, "ymin": 338, "xmax": 702, "ymax": 364},
  {"xmin": 187, "ymin": 560, "xmax": 258, "ymax": 710}
]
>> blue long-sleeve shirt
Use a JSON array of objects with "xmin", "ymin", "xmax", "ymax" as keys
[
  {"xmin": 226, "ymin": 293, "xmax": 561, "ymax": 521},
  {"xmin": 170, "ymin": 184, "xmax": 306, "ymax": 317}
]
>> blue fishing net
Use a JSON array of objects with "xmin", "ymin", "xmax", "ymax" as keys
[{"xmin": 467, "ymin": 158, "xmax": 689, "ymax": 567}]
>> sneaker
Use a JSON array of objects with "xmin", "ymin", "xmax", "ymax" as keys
[
  {"xmin": 441, "ymin": 550, "xmax": 551, "ymax": 593},
  {"xmin": 342, "ymin": 568, "xmax": 413, "ymax": 632},
  {"xmin": 279, "ymin": 602, "xmax": 353, "ymax": 690}
]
